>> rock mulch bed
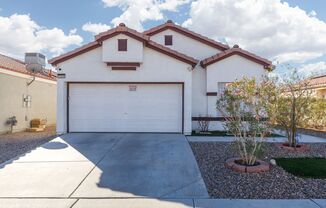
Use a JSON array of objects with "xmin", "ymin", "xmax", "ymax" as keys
[
  {"xmin": 0, "ymin": 126, "xmax": 56, "ymax": 164},
  {"xmin": 190, "ymin": 142, "xmax": 326, "ymax": 199}
]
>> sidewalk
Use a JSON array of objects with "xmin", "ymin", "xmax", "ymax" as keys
[
  {"xmin": 188, "ymin": 132, "xmax": 326, "ymax": 143},
  {"xmin": 0, "ymin": 198, "xmax": 325, "ymax": 208}
]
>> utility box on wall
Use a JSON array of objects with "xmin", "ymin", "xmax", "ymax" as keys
[{"xmin": 23, "ymin": 94, "xmax": 32, "ymax": 108}]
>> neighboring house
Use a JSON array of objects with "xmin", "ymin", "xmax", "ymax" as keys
[
  {"xmin": 49, "ymin": 20, "xmax": 272, "ymax": 135},
  {"xmin": 0, "ymin": 53, "xmax": 57, "ymax": 134},
  {"xmin": 308, "ymin": 75, "xmax": 326, "ymax": 99}
]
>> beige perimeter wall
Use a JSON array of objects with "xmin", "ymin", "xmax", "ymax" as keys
[
  {"xmin": 315, "ymin": 88, "xmax": 326, "ymax": 99},
  {"xmin": 0, "ymin": 72, "xmax": 56, "ymax": 134}
]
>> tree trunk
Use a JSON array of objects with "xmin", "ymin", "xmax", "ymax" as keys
[{"xmin": 290, "ymin": 98, "xmax": 296, "ymax": 147}]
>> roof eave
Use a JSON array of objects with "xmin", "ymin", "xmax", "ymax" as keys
[
  {"xmin": 144, "ymin": 23, "xmax": 230, "ymax": 51},
  {"xmin": 146, "ymin": 41, "xmax": 198, "ymax": 67},
  {"xmin": 48, "ymin": 42, "xmax": 101, "ymax": 66},
  {"xmin": 201, "ymin": 50, "xmax": 272, "ymax": 70},
  {"xmin": 96, "ymin": 31, "xmax": 149, "ymax": 43},
  {"xmin": 49, "ymin": 26, "xmax": 198, "ymax": 67},
  {"xmin": 0, "ymin": 65, "xmax": 56, "ymax": 81}
]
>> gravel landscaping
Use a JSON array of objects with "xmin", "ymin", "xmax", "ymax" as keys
[
  {"xmin": 0, "ymin": 126, "xmax": 56, "ymax": 164},
  {"xmin": 190, "ymin": 141, "xmax": 326, "ymax": 199}
]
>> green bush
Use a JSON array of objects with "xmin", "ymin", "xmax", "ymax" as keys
[{"xmin": 306, "ymin": 98, "xmax": 326, "ymax": 130}]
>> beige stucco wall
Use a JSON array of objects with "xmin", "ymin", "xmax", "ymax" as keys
[
  {"xmin": 0, "ymin": 70, "xmax": 56, "ymax": 134},
  {"xmin": 315, "ymin": 88, "xmax": 326, "ymax": 99}
]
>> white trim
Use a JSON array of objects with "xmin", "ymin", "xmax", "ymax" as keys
[{"xmin": 0, "ymin": 68, "xmax": 56, "ymax": 85}]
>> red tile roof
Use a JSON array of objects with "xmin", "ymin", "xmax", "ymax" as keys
[
  {"xmin": 48, "ymin": 41, "xmax": 101, "ymax": 66},
  {"xmin": 49, "ymin": 21, "xmax": 272, "ymax": 70},
  {"xmin": 200, "ymin": 45, "xmax": 273, "ymax": 70},
  {"xmin": 49, "ymin": 23, "xmax": 198, "ymax": 67},
  {"xmin": 0, "ymin": 53, "xmax": 56, "ymax": 81},
  {"xmin": 95, "ymin": 23, "xmax": 150, "ymax": 43},
  {"xmin": 146, "ymin": 40, "xmax": 198, "ymax": 66},
  {"xmin": 309, "ymin": 75, "xmax": 326, "ymax": 88},
  {"xmin": 143, "ymin": 20, "xmax": 230, "ymax": 51}
]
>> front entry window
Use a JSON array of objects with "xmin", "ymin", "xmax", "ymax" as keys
[{"xmin": 218, "ymin": 82, "xmax": 231, "ymax": 97}]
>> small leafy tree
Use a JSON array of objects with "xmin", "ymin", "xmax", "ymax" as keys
[
  {"xmin": 217, "ymin": 78, "xmax": 271, "ymax": 165},
  {"xmin": 307, "ymin": 98, "xmax": 326, "ymax": 130},
  {"xmin": 264, "ymin": 70, "xmax": 313, "ymax": 147}
]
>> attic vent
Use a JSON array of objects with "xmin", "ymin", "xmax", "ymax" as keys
[
  {"xmin": 165, "ymin": 35, "xmax": 173, "ymax": 46},
  {"xmin": 118, "ymin": 39, "xmax": 127, "ymax": 51}
]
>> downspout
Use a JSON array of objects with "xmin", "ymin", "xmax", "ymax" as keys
[
  {"xmin": 27, "ymin": 76, "xmax": 36, "ymax": 86},
  {"xmin": 25, "ymin": 75, "xmax": 35, "ymax": 124}
]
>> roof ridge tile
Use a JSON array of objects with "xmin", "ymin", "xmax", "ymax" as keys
[
  {"xmin": 143, "ymin": 21, "xmax": 229, "ymax": 51},
  {"xmin": 201, "ymin": 46, "xmax": 272, "ymax": 69},
  {"xmin": 49, "ymin": 24, "xmax": 198, "ymax": 67}
]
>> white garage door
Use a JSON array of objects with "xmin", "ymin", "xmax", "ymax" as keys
[{"xmin": 69, "ymin": 83, "xmax": 183, "ymax": 133}]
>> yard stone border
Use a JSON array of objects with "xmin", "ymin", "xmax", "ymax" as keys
[
  {"xmin": 276, "ymin": 143, "xmax": 310, "ymax": 152},
  {"xmin": 225, "ymin": 158, "xmax": 270, "ymax": 173}
]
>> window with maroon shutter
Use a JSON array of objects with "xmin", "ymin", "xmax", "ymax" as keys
[
  {"xmin": 164, "ymin": 35, "xmax": 173, "ymax": 46},
  {"xmin": 118, "ymin": 39, "xmax": 127, "ymax": 51}
]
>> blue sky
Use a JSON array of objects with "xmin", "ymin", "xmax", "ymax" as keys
[
  {"xmin": 0, "ymin": 0, "xmax": 326, "ymax": 76},
  {"xmin": 0, "ymin": 0, "xmax": 190, "ymax": 42},
  {"xmin": 284, "ymin": 0, "xmax": 326, "ymax": 71},
  {"xmin": 285, "ymin": 0, "xmax": 326, "ymax": 19}
]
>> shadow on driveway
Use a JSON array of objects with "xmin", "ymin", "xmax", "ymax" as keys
[{"xmin": 0, "ymin": 133, "xmax": 208, "ymax": 207}]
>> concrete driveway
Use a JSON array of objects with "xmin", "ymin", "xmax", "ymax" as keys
[{"xmin": 0, "ymin": 133, "xmax": 208, "ymax": 207}]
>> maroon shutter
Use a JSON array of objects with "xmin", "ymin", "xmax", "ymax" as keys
[
  {"xmin": 118, "ymin": 39, "xmax": 127, "ymax": 51},
  {"xmin": 164, "ymin": 35, "xmax": 173, "ymax": 46}
]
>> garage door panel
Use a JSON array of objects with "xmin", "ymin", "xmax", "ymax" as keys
[{"xmin": 69, "ymin": 84, "xmax": 182, "ymax": 132}]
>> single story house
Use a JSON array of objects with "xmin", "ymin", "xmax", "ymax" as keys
[
  {"xmin": 0, "ymin": 53, "xmax": 57, "ymax": 134},
  {"xmin": 49, "ymin": 20, "xmax": 272, "ymax": 135},
  {"xmin": 308, "ymin": 75, "xmax": 326, "ymax": 99}
]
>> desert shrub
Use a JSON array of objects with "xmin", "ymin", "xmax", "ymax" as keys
[
  {"xmin": 264, "ymin": 71, "xmax": 314, "ymax": 147},
  {"xmin": 196, "ymin": 115, "xmax": 211, "ymax": 132},
  {"xmin": 306, "ymin": 98, "xmax": 326, "ymax": 130},
  {"xmin": 217, "ymin": 78, "xmax": 271, "ymax": 165}
]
